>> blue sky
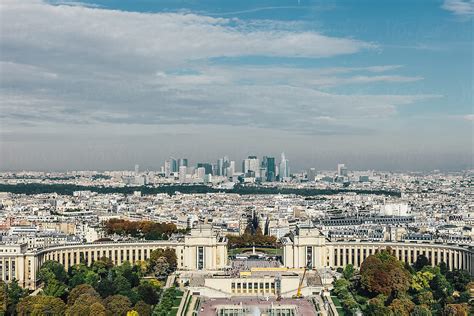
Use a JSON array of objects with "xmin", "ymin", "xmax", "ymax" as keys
[{"xmin": 0, "ymin": 0, "xmax": 472, "ymax": 171}]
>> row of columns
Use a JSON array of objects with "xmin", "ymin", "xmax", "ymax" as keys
[
  {"xmin": 0, "ymin": 257, "xmax": 16, "ymax": 282},
  {"xmin": 328, "ymin": 244, "xmax": 473, "ymax": 273},
  {"xmin": 38, "ymin": 245, "xmax": 177, "ymax": 271}
]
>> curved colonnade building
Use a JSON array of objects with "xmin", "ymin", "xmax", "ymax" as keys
[
  {"xmin": 0, "ymin": 226, "xmax": 473, "ymax": 290},
  {"xmin": 282, "ymin": 227, "xmax": 474, "ymax": 273},
  {"xmin": 0, "ymin": 226, "xmax": 227, "ymax": 289}
]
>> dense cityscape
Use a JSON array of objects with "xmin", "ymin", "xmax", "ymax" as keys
[
  {"xmin": 0, "ymin": 159, "xmax": 472, "ymax": 315},
  {"xmin": 1, "ymin": 0, "xmax": 473, "ymax": 315}
]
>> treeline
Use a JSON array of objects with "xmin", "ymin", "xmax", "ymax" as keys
[
  {"xmin": 103, "ymin": 219, "xmax": 180, "ymax": 240},
  {"xmin": 1, "ymin": 248, "xmax": 177, "ymax": 316},
  {"xmin": 333, "ymin": 248, "xmax": 473, "ymax": 315},
  {"xmin": 0, "ymin": 183, "xmax": 401, "ymax": 197},
  {"xmin": 227, "ymin": 229, "xmax": 278, "ymax": 248}
]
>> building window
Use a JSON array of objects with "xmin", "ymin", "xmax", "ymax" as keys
[
  {"xmin": 306, "ymin": 246, "xmax": 313, "ymax": 267},
  {"xmin": 197, "ymin": 247, "xmax": 204, "ymax": 270}
]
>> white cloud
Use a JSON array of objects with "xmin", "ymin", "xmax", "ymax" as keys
[
  {"xmin": 0, "ymin": 0, "xmax": 434, "ymax": 137},
  {"xmin": 0, "ymin": 0, "xmax": 374, "ymax": 69},
  {"xmin": 441, "ymin": 0, "xmax": 474, "ymax": 17},
  {"xmin": 463, "ymin": 114, "xmax": 474, "ymax": 121}
]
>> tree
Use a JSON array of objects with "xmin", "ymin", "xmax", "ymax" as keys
[
  {"xmin": 389, "ymin": 297, "xmax": 415, "ymax": 316},
  {"xmin": 414, "ymin": 255, "xmax": 430, "ymax": 272},
  {"xmin": 134, "ymin": 301, "xmax": 152, "ymax": 316},
  {"xmin": 103, "ymin": 295, "xmax": 132, "ymax": 316},
  {"xmin": 343, "ymin": 264, "xmax": 355, "ymax": 280},
  {"xmin": 439, "ymin": 262, "xmax": 448, "ymax": 275},
  {"xmin": 42, "ymin": 279, "xmax": 67, "ymax": 298},
  {"xmin": 68, "ymin": 284, "xmax": 99, "ymax": 306},
  {"xmin": 17, "ymin": 295, "xmax": 66, "ymax": 316},
  {"xmin": 360, "ymin": 250, "xmax": 411, "ymax": 297},
  {"xmin": 365, "ymin": 296, "xmax": 391, "ymax": 316},
  {"xmin": 115, "ymin": 261, "xmax": 140, "ymax": 288},
  {"xmin": 84, "ymin": 270, "xmax": 100, "ymax": 288},
  {"xmin": 415, "ymin": 291, "xmax": 434, "ymax": 306},
  {"xmin": 67, "ymin": 293, "xmax": 102, "ymax": 316},
  {"xmin": 153, "ymin": 257, "xmax": 170, "ymax": 279},
  {"xmin": 441, "ymin": 304, "xmax": 468, "ymax": 316},
  {"xmin": 445, "ymin": 270, "xmax": 471, "ymax": 292},
  {"xmin": 90, "ymin": 302, "xmax": 107, "ymax": 316},
  {"xmin": 0, "ymin": 281, "xmax": 6, "ymax": 315},
  {"xmin": 38, "ymin": 261, "xmax": 68, "ymax": 284},
  {"xmin": 68, "ymin": 264, "xmax": 89, "ymax": 288},
  {"xmin": 6, "ymin": 279, "xmax": 27, "ymax": 315},
  {"xmin": 137, "ymin": 282, "xmax": 159, "ymax": 305},
  {"xmin": 96, "ymin": 278, "xmax": 117, "ymax": 298},
  {"xmin": 115, "ymin": 275, "xmax": 132, "ymax": 295},
  {"xmin": 430, "ymin": 273, "xmax": 454, "ymax": 301},
  {"xmin": 163, "ymin": 249, "xmax": 177, "ymax": 271},
  {"xmin": 92, "ymin": 258, "xmax": 113, "ymax": 278},
  {"xmin": 411, "ymin": 270, "xmax": 435, "ymax": 292},
  {"xmin": 411, "ymin": 305, "xmax": 432, "ymax": 316}
]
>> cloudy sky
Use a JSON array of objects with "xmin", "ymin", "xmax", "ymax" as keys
[{"xmin": 0, "ymin": 0, "xmax": 472, "ymax": 172}]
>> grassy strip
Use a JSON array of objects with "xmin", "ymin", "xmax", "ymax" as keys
[{"xmin": 331, "ymin": 296, "xmax": 346, "ymax": 316}]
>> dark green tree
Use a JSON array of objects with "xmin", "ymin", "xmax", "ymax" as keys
[
  {"xmin": 38, "ymin": 261, "xmax": 68, "ymax": 284},
  {"xmin": 414, "ymin": 255, "xmax": 430, "ymax": 272},
  {"xmin": 103, "ymin": 294, "xmax": 132, "ymax": 316},
  {"xmin": 133, "ymin": 300, "xmax": 151, "ymax": 316},
  {"xmin": 68, "ymin": 284, "xmax": 99, "ymax": 306},
  {"xmin": 16, "ymin": 295, "xmax": 66, "ymax": 316},
  {"xmin": 136, "ymin": 282, "xmax": 159, "ymax": 305},
  {"xmin": 6, "ymin": 280, "xmax": 27, "ymax": 315}
]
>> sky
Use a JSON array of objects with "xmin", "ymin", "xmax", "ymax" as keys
[{"xmin": 0, "ymin": 0, "xmax": 473, "ymax": 172}]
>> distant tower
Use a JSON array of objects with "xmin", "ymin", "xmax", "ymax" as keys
[
  {"xmin": 179, "ymin": 166, "xmax": 187, "ymax": 183},
  {"xmin": 279, "ymin": 153, "xmax": 289, "ymax": 180},
  {"xmin": 178, "ymin": 158, "xmax": 188, "ymax": 168},
  {"xmin": 337, "ymin": 164, "xmax": 348, "ymax": 176},
  {"xmin": 242, "ymin": 156, "xmax": 260, "ymax": 178},
  {"xmin": 164, "ymin": 160, "xmax": 171, "ymax": 178},
  {"xmin": 263, "ymin": 156, "xmax": 276, "ymax": 182},
  {"xmin": 134, "ymin": 164, "xmax": 139, "ymax": 175}
]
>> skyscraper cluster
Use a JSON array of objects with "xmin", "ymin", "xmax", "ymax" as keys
[{"xmin": 161, "ymin": 154, "xmax": 290, "ymax": 183}]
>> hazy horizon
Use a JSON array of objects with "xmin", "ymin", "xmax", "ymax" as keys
[{"xmin": 1, "ymin": 0, "xmax": 473, "ymax": 172}]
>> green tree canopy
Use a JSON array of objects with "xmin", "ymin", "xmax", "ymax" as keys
[
  {"xmin": 134, "ymin": 300, "xmax": 152, "ymax": 316},
  {"xmin": 38, "ymin": 261, "xmax": 68, "ymax": 284},
  {"xmin": 17, "ymin": 295, "xmax": 66, "ymax": 316},
  {"xmin": 103, "ymin": 294, "xmax": 132, "ymax": 316},
  {"xmin": 67, "ymin": 284, "xmax": 99, "ymax": 306},
  {"xmin": 66, "ymin": 293, "xmax": 103, "ymax": 316}
]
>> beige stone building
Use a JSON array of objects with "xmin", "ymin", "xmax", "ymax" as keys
[{"xmin": 282, "ymin": 226, "xmax": 474, "ymax": 274}]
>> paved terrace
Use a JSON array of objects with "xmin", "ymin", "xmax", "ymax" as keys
[{"xmin": 199, "ymin": 297, "xmax": 317, "ymax": 316}]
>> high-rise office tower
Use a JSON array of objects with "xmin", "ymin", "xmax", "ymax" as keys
[
  {"xmin": 217, "ymin": 158, "xmax": 224, "ymax": 176},
  {"xmin": 164, "ymin": 160, "xmax": 171, "ymax": 178},
  {"xmin": 222, "ymin": 156, "xmax": 232, "ymax": 177},
  {"xmin": 279, "ymin": 153, "xmax": 290, "ymax": 180},
  {"xmin": 178, "ymin": 158, "xmax": 188, "ymax": 168},
  {"xmin": 263, "ymin": 156, "xmax": 276, "ymax": 182},
  {"xmin": 242, "ymin": 156, "xmax": 260, "ymax": 178},
  {"xmin": 197, "ymin": 163, "xmax": 213, "ymax": 175},
  {"xmin": 196, "ymin": 167, "xmax": 206, "ymax": 181},
  {"xmin": 178, "ymin": 166, "xmax": 187, "ymax": 183},
  {"xmin": 308, "ymin": 168, "xmax": 317, "ymax": 182},
  {"xmin": 134, "ymin": 164, "xmax": 139, "ymax": 175},
  {"xmin": 337, "ymin": 164, "xmax": 348, "ymax": 176},
  {"xmin": 227, "ymin": 161, "xmax": 235, "ymax": 177},
  {"xmin": 171, "ymin": 158, "xmax": 178, "ymax": 173}
]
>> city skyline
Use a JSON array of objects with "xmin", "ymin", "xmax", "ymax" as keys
[{"xmin": 1, "ymin": 0, "xmax": 473, "ymax": 171}]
